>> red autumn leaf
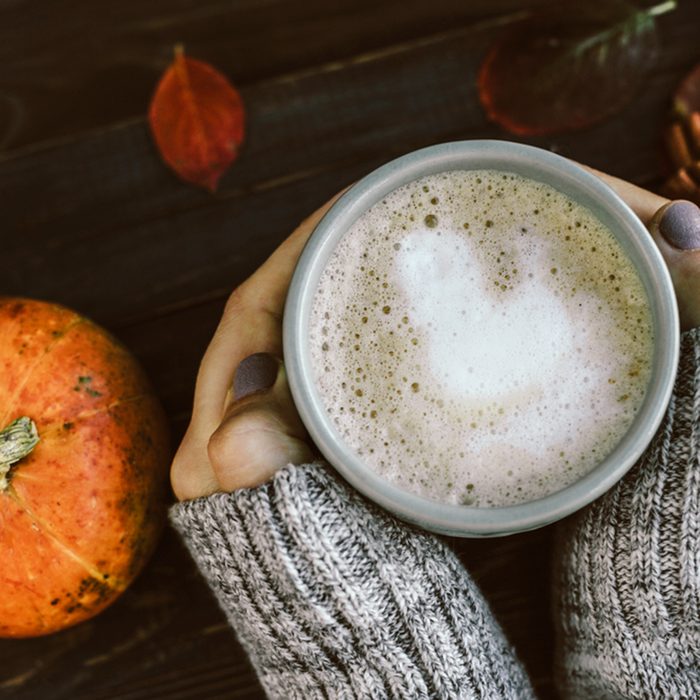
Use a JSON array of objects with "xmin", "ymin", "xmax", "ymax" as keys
[
  {"xmin": 149, "ymin": 45, "xmax": 245, "ymax": 191},
  {"xmin": 478, "ymin": 0, "xmax": 674, "ymax": 136}
]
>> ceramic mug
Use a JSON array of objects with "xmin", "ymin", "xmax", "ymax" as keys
[{"xmin": 283, "ymin": 140, "xmax": 679, "ymax": 537}]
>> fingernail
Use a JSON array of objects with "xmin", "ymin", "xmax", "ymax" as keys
[
  {"xmin": 233, "ymin": 353, "xmax": 279, "ymax": 400},
  {"xmin": 659, "ymin": 200, "xmax": 700, "ymax": 250}
]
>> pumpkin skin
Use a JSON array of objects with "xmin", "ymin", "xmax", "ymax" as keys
[{"xmin": 0, "ymin": 298, "xmax": 170, "ymax": 637}]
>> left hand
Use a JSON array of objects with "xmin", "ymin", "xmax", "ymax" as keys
[{"xmin": 170, "ymin": 196, "xmax": 340, "ymax": 501}]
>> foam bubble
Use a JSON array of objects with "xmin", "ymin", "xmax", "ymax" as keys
[{"xmin": 309, "ymin": 170, "xmax": 654, "ymax": 507}]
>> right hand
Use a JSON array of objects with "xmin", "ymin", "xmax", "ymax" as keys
[{"xmin": 583, "ymin": 168, "xmax": 700, "ymax": 329}]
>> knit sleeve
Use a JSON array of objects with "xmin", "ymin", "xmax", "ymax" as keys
[
  {"xmin": 554, "ymin": 327, "xmax": 700, "ymax": 699},
  {"xmin": 170, "ymin": 462, "xmax": 534, "ymax": 700}
]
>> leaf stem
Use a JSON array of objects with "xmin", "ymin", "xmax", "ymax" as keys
[
  {"xmin": 647, "ymin": 0, "xmax": 676, "ymax": 18},
  {"xmin": 570, "ymin": 0, "xmax": 670, "ymax": 60}
]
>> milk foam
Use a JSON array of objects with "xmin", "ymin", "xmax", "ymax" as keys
[{"xmin": 310, "ymin": 170, "xmax": 654, "ymax": 507}]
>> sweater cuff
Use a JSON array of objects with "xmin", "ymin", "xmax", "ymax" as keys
[
  {"xmin": 170, "ymin": 462, "xmax": 533, "ymax": 699},
  {"xmin": 553, "ymin": 326, "xmax": 700, "ymax": 699}
]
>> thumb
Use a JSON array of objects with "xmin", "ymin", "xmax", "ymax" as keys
[
  {"xmin": 207, "ymin": 353, "xmax": 314, "ymax": 491},
  {"xmin": 647, "ymin": 200, "xmax": 700, "ymax": 331}
]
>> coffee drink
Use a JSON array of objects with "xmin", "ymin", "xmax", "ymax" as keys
[{"xmin": 309, "ymin": 170, "xmax": 654, "ymax": 507}]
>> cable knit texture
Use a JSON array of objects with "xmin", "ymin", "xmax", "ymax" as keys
[
  {"xmin": 554, "ymin": 327, "xmax": 700, "ymax": 699},
  {"xmin": 170, "ymin": 462, "xmax": 534, "ymax": 699}
]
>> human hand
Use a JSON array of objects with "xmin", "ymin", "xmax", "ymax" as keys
[
  {"xmin": 170, "ymin": 197, "xmax": 339, "ymax": 500},
  {"xmin": 588, "ymin": 169, "xmax": 700, "ymax": 330},
  {"xmin": 170, "ymin": 173, "xmax": 700, "ymax": 502}
]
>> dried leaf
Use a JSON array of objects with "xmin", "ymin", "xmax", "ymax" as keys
[
  {"xmin": 662, "ymin": 62, "xmax": 700, "ymax": 205},
  {"xmin": 478, "ymin": 0, "xmax": 675, "ymax": 136},
  {"xmin": 673, "ymin": 61, "xmax": 700, "ymax": 118},
  {"xmin": 149, "ymin": 46, "xmax": 245, "ymax": 191}
]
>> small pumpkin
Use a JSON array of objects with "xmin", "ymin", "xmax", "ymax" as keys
[{"xmin": 0, "ymin": 298, "xmax": 170, "ymax": 637}]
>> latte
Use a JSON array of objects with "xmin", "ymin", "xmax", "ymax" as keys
[{"xmin": 309, "ymin": 170, "xmax": 654, "ymax": 507}]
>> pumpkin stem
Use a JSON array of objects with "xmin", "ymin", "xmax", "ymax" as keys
[{"xmin": 0, "ymin": 417, "xmax": 39, "ymax": 491}]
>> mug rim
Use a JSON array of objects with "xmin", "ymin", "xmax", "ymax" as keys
[{"xmin": 283, "ymin": 140, "xmax": 680, "ymax": 537}]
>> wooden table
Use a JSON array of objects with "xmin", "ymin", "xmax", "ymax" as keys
[{"xmin": 1, "ymin": 1, "xmax": 698, "ymax": 697}]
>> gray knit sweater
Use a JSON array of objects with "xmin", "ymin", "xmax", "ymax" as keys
[
  {"xmin": 170, "ymin": 329, "xmax": 700, "ymax": 699},
  {"xmin": 553, "ymin": 327, "xmax": 700, "ymax": 698},
  {"xmin": 171, "ymin": 463, "xmax": 534, "ymax": 698}
]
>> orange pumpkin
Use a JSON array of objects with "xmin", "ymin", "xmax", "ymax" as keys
[{"xmin": 0, "ymin": 298, "xmax": 170, "ymax": 637}]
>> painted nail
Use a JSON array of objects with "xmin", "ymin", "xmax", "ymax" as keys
[
  {"xmin": 659, "ymin": 200, "xmax": 700, "ymax": 250},
  {"xmin": 233, "ymin": 353, "xmax": 279, "ymax": 401}
]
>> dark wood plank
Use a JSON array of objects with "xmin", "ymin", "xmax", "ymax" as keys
[
  {"xmin": 0, "ymin": 0, "xmax": 553, "ymax": 151},
  {"xmin": 2, "ymin": 3, "xmax": 699, "ymax": 699},
  {"xmin": 0, "ymin": 14, "xmax": 516, "ymax": 268},
  {"xmin": 1, "ymin": 2, "xmax": 697, "ymax": 331}
]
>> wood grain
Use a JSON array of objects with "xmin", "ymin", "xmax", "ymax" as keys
[
  {"xmin": 1, "ymin": 0, "xmax": 698, "ymax": 698},
  {"xmin": 0, "ymin": 0, "xmax": 556, "ymax": 151},
  {"xmin": 1, "ymin": 3, "xmax": 697, "ymax": 328}
]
